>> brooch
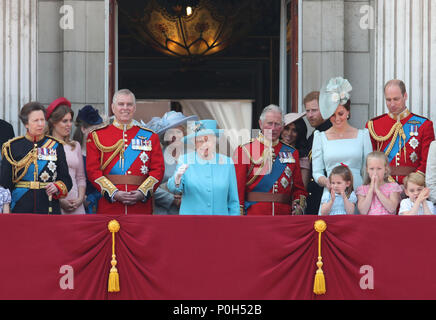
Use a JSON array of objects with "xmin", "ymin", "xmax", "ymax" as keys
[
  {"xmin": 280, "ymin": 177, "xmax": 289, "ymax": 189},
  {"xmin": 409, "ymin": 137, "xmax": 419, "ymax": 149},
  {"xmin": 410, "ymin": 152, "xmax": 418, "ymax": 163}
]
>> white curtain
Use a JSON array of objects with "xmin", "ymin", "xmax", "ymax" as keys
[{"xmin": 179, "ymin": 100, "xmax": 253, "ymax": 155}]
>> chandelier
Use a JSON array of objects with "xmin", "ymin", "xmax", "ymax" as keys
[{"xmin": 119, "ymin": 0, "xmax": 261, "ymax": 58}]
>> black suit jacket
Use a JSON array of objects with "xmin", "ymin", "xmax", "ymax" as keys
[
  {"xmin": 0, "ymin": 119, "xmax": 15, "ymax": 151},
  {"xmin": 305, "ymin": 120, "xmax": 332, "ymax": 215}
]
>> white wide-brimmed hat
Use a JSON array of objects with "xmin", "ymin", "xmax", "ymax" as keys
[{"xmin": 284, "ymin": 112, "xmax": 306, "ymax": 127}]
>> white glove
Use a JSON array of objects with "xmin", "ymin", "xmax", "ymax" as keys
[{"xmin": 175, "ymin": 164, "xmax": 189, "ymax": 185}]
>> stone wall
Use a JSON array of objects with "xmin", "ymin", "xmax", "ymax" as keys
[
  {"xmin": 302, "ymin": 0, "xmax": 372, "ymax": 130},
  {"xmin": 38, "ymin": 0, "xmax": 106, "ymax": 121}
]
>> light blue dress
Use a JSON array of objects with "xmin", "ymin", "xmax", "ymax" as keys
[
  {"xmin": 312, "ymin": 128, "xmax": 373, "ymax": 213},
  {"xmin": 167, "ymin": 152, "xmax": 240, "ymax": 215},
  {"xmin": 320, "ymin": 191, "xmax": 357, "ymax": 215}
]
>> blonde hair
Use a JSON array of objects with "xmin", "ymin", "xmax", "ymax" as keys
[
  {"xmin": 403, "ymin": 172, "xmax": 425, "ymax": 189},
  {"xmin": 329, "ymin": 164, "xmax": 354, "ymax": 197},
  {"xmin": 363, "ymin": 151, "xmax": 391, "ymax": 185}
]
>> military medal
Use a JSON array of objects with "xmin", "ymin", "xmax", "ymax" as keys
[
  {"xmin": 280, "ymin": 177, "xmax": 289, "ymax": 189},
  {"xmin": 409, "ymin": 137, "xmax": 419, "ymax": 149},
  {"xmin": 132, "ymin": 138, "xmax": 141, "ymax": 150},
  {"xmin": 409, "ymin": 124, "xmax": 419, "ymax": 137},
  {"xmin": 38, "ymin": 148, "xmax": 47, "ymax": 160},
  {"xmin": 285, "ymin": 166, "xmax": 292, "ymax": 178},
  {"xmin": 140, "ymin": 165, "xmax": 149, "ymax": 175},
  {"xmin": 140, "ymin": 151, "xmax": 149, "ymax": 164},
  {"xmin": 39, "ymin": 148, "xmax": 57, "ymax": 161},
  {"xmin": 279, "ymin": 152, "xmax": 295, "ymax": 164},
  {"xmin": 47, "ymin": 161, "xmax": 57, "ymax": 173},
  {"xmin": 410, "ymin": 152, "xmax": 418, "ymax": 163},
  {"xmin": 40, "ymin": 171, "xmax": 50, "ymax": 183},
  {"xmin": 144, "ymin": 140, "xmax": 152, "ymax": 151}
]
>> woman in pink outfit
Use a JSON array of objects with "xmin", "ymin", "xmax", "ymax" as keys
[{"xmin": 46, "ymin": 98, "xmax": 86, "ymax": 214}]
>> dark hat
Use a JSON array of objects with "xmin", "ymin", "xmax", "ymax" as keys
[
  {"xmin": 46, "ymin": 97, "xmax": 71, "ymax": 119},
  {"xmin": 77, "ymin": 105, "xmax": 103, "ymax": 125}
]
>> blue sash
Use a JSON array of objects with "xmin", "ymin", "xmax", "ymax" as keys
[
  {"xmin": 109, "ymin": 128, "xmax": 152, "ymax": 175},
  {"xmin": 11, "ymin": 139, "xmax": 58, "ymax": 210},
  {"xmin": 244, "ymin": 144, "xmax": 293, "ymax": 211},
  {"xmin": 384, "ymin": 115, "xmax": 425, "ymax": 163}
]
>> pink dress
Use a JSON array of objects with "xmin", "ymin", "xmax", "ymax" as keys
[
  {"xmin": 61, "ymin": 141, "xmax": 86, "ymax": 214},
  {"xmin": 356, "ymin": 182, "xmax": 402, "ymax": 215}
]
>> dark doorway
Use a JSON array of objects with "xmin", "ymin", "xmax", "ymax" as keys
[{"xmin": 115, "ymin": 0, "xmax": 283, "ymax": 126}]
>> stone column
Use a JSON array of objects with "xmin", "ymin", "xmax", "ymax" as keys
[
  {"xmin": 0, "ymin": 0, "xmax": 38, "ymax": 134},
  {"xmin": 38, "ymin": 0, "xmax": 106, "ymax": 119}
]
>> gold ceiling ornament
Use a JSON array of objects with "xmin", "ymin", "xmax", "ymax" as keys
[{"xmin": 119, "ymin": 0, "xmax": 261, "ymax": 58}]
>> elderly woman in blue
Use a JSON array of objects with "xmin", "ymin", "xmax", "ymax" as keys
[{"xmin": 167, "ymin": 119, "xmax": 240, "ymax": 215}]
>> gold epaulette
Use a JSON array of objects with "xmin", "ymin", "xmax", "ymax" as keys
[
  {"xmin": 238, "ymin": 138, "xmax": 254, "ymax": 148},
  {"xmin": 279, "ymin": 140, "xmax": 296, "ymax": 151},
  {"xmin": 89, "ymin": 122, "xmax": 110, "ymax": 134},
  {"xmin": 46, "ymin": 135, "xmax": 65, "ymax": 145},
  {"xmin": 1, "ymin": 136, "xmax": 24, "ymax": 158},
  {"xmin": 138, "ymin": 124, "xmax": 156, "ymax": 135},
  {"xmin": 1, "ymin": 136, "xmax": 37, "ymax": 183}
]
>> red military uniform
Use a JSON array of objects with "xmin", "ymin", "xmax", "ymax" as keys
[
  {"xmin": 366, "ymin": 109, "xmax": 435, "ymax": 184},
  {"xmin": 233, "ymin": 133, "xmax": 307, "ymax": 215},
  {"xmin": 86, "ymin": 119, "xmax": 164, "ymax": 214}
]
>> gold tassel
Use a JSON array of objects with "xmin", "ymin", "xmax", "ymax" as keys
[
  {"xmin": 313, "ymin": 220, "xmax": 327, "ymax": 295},
  {"xmin": 108, "ymin": 219, "xmax": 121, "ymax": 293}
]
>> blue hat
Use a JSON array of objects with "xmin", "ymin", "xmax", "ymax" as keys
[
  {"xmin": 182, "ymin": 119, "xmax": 223, "ymax": 144},
  {"xmin": 145, "ymin": 111, "xmax": 198, "ymax": 136},
  {"xmin": 319, "ymin": 77, "xmax": 352, "ymax": 120},
  {"xmin": 77, "ymin": 105, "xmax": 103, "ymax": 125}
]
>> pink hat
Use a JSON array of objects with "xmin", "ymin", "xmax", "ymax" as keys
[
  {"xmin": 46, "ymin": 97, "xmax": 71, "ymax": 119},
  {"xmin": 284, "ymin": 112, "xmax": 306, "ymax": 127}
]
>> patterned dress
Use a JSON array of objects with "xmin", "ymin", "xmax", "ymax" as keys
[
  {"xmin": 356, "ymin": 182, "xmax": 403, "ymax": 215},
  {"xmin": 0, "ymin": 187, "xmax": 11, "ymax": 213}
]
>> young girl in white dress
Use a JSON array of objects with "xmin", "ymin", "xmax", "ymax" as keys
[{"xmin": 0, "ymin": 186, "xmax": 11, "ymax": 213}]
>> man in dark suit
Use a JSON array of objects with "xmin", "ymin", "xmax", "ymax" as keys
[
  {"xmin": 0, "ymin": 119, "xmax": 15, "ymax": 160},
  {"xmin": 304, "ymin": 91, "xmax": 332, "ymax": 215}
]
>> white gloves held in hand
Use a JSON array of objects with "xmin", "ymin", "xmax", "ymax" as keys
[{"xmin": 175, "ymin": 164, "xmax": 189, "ymax": 185}]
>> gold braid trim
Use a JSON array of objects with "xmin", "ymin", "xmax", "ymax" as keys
[
  {"xmin": 2, "ymin": 139, "xmax": 38, "ymax": 184},
  {"xmin": 138, "ymin": 176, "xmax": 159, "ymax": 198},
  {"xmin": 242, "ymin": 146, "xmax": 274, "ymax": 187},
  {"xmin": 54, "ymin": 181, "xmax": 68, "ymax": 199},
  {"xmin": 95, "ymin": 176, "xmax": 118, "ymax": 198},
  {"xmin": 92, "ymin": 131, "xmax": 125, "ymax": 171},
  {"xmin": 367, "ymin": 121, "xmax": 406, "ymax": 159}
]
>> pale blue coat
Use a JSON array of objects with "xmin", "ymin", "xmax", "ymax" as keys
[{"xmin": 167, "ymin": 152, "xmax": 240, "ymax": 215}]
